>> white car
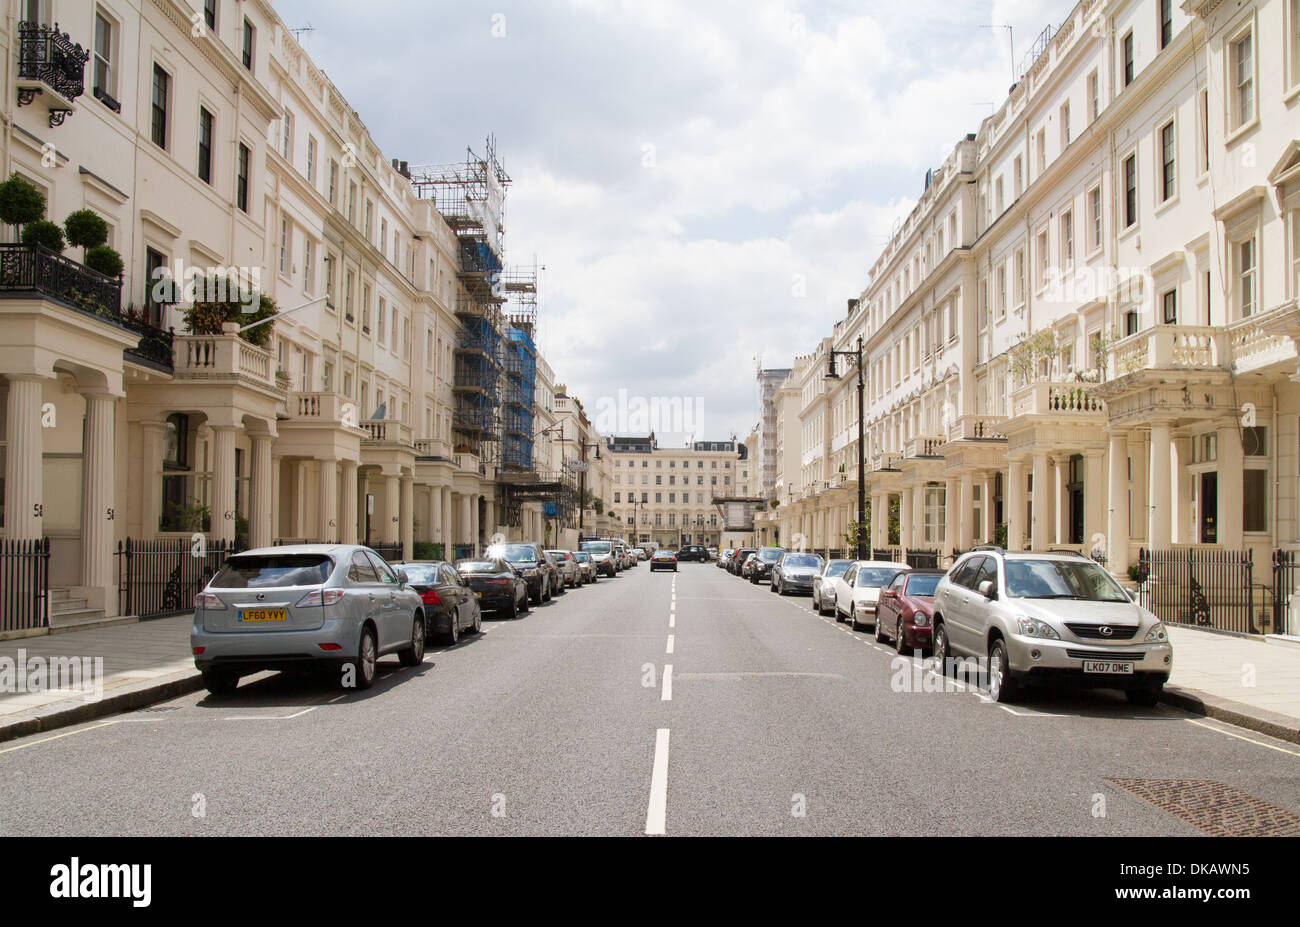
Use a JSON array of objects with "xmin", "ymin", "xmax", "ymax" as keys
[{"xmin": 833, "ymin": 561, "xmax": 910, "ymax": 631}]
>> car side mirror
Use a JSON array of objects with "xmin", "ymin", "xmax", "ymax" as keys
[
  {"xmin": 978, "ymin": 579, "xmax": 996, "ymax": 599},
  {"xmin": 396, "ymin": 569, "xmax": 408, "ymax": 586}
]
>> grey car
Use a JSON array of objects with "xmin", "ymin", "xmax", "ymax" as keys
[
  {"xmin": 191, "ymin": 545, "xmax": 426, "ymax": 695},
  {"xmin": 812, "ymin": 559, "xmax": 853, "ymax": 615},
  {"xmin": 770, "ymin": 552, "xmax": 825, "ymax": 595}
]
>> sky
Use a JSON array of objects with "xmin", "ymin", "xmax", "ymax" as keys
[{"xmin": 274, "ymin": 0, "xmax": 1071, "ymax": 446}]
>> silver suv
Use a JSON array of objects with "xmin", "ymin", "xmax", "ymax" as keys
[{"xmin": 931, "ymin": 548, "xmax": 1172, "ymax": 705}]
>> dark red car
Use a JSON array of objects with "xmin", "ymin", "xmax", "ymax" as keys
[{"xmin": 875, "ymin": 569, "xmax": 944, "ymax": 653}]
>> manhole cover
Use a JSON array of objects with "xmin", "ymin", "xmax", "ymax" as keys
[{"xmin": 1106, "ymin": 778, "xmax": 1300, "ymax": 836}]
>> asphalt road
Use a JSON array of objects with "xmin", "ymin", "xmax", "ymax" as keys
[{"xmin": 1, "ymin": 562, "xmax": 1298, "ymax": 836}]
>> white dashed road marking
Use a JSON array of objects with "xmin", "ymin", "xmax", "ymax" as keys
[{"xmin": 645, "ymin": 728, "xmax": 670, "ymax": 836}]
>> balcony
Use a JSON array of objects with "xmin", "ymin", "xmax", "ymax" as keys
[
  {"xmin": 1010, "ymin": 381, "xmax": 1107, "ymax": 419},
  {"xmin": 1228, "ymin": 307, "xmax": 1297, "ymax": 377},
  {"xmin": 16, "ymin": 21, "xmax": 89, "ymax": 127},
  {"xmin": 360, "ymin": 419, "xmax": 413, "ymax": 446},
  {"xmin": 951, "ymin": 414, "xmax": 1008, "ymax": 440},
  {"xmin": 904, "ymin": 434, "xmax": 946, "ymax": 458},
  {"xmin": 0, "ymin": 243, "xmax": 172, "ymax": 371},
  {"xmin": 413, "ymin": 438, "xmax": 452, "ymax": 459},
  {"xmin": 286, "ymin": 391, "xmax": 356, "ymax": 426},
  {"xmin": 174, "ymin": 329, "xmax": 278, "ymax": 389},
  {"xmin": 1108, "ymin": 325, "xmax": 1224, "ymax": 378}
]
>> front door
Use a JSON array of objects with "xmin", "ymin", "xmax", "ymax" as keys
[{"xmin": 1200, "ymin": 472, "xmax": 1218, "ymax": 543}]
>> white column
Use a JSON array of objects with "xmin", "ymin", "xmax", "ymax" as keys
[
  {"xmin": 1007, "ymin": 459, "xmax": 1024, "ymax": 551},
  {"xmin": 250, "ymin": 434, "xmax": 274, "ymax": 548},
  {"xmin": 460, "ymin": 494, "xmax": 473, "ymax": 552},
  {"xmin": 485, "ymin": 496, "xmax": 496, "ymax": 544},
  {"xmin": 294, "ymin": 460, "xmax": 311, "ymax": 537},
  {"xmin": 78, "ymin": 391, "xmax": 116, "ymax": 611},
  {"xmin": 912, "ymin": 484, "xmax": 924, "ymax": 551},
  {"xmin": 1107, "ymin": 431, "xmax": 1130, "ymax": 573},
  {"xmin": 400, "ymin": 474, "xmax": 414, "ymax": 559},
  {"xmin": 139, "ymin": 421, "xmax": 166, "ymax": 538},
  {"xmin": 870, "ymin": 494, "xmax": 883, "ymax": 552},
  {"xmin": 1053, "ymin": 454, "xmax": 1070, "ymax": 545},
  {"xmin": 383, "ymin": 473, "xmax": 400, "ymax": 545},
  {"xmin": 900, "ymin": 487, "xmax": 913, "ymax": 552},
  {"xmin": 958, "ymin": 471, "xmax": 974, "ymax": 551},
  {"xmin": 469, "ymin": 492, "xmax": 480, "ymax": 555},
  {"xmin": 4, "ymin": 376, "xmax": 45, "ymax": 540},
  {"xmin": 441, "ymin": 487, "xmax": 454, "ymax": 556},
  {"xmin": 982, "ymin": 472, "xmax": 995, "ymax": 545},
  {"xmin": 340, "ymin": 460, "xmax": 358, "ymax": 544},
  {"xmin": 318, "ymin": 458, "xmax": 338, "ymax": 543},
  {"xmin": 944, "ymin": 477, "xmax": 959, "ymax": 557},
  {"xmin": 1084, "ymin": 450, "xmax": 1106, "ymax": 554},
  {"xmin": 211, "ymin": 425, "xmax": 237, "ymax": 545},
  {"xmin": 1148, "ymin": 422, "xmax": 1172, "ymax": 550},
  {"xmin": 1217, "ymin": 418, "xmax": 1244, "ymax": 549},
  {"xmin": 1031, "ymin": 451, "xmax": 1049, "ymax": 551}
]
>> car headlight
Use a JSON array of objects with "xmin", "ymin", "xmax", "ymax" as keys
[
  {"xmin": 1144, "ymin": 622, "xmax": 1168, "ymax": 642},
  {"xmin": 523, "ymin": 568, "xmax": 538, "ymax": 577},
  {"xmin": 1015, "ymin": 616, "xmax": 1060, "ymax": 639},
  {"xmin": 912, "ymin": 612, "xmax": 930, "ymax": 626}
]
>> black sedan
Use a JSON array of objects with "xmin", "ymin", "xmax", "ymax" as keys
[
  {"xmin": 456, "ymin": 557, "xmax": 530, "ymax": 619},
  {"xmin": 676, "ymin": 545, "xmax": 709, "ymax": 562},
  {"xmin": 650, "ymin": 549, "xmax": 679, "ymax": 572},
  {"xmin": 770, "ymin": 552, "xmax": 825, "ymax": 595},
  {"xmin": 390, "ymin": 561, "xmax": 482, "ymax": 644}
]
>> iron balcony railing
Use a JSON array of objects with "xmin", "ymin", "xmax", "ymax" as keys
[{"xmin": 18, "ymin": 21, "xmax": 89, "ymax": 103}]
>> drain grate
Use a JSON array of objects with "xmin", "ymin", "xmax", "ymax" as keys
[
  {"xmin": 1106, "ymin": 778, "xmax": 1300, "ymax": 837},
  {"xmin": 135, "ymin": 705, "xmax": 180, "ymax": 713}
]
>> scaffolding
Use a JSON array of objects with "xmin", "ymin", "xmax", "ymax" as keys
[{"xmin": 410, "ymin": 139, "xmax": 511, "ymax": 457}]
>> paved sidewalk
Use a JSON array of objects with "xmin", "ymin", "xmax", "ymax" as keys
[
  {"xmin": 1, "ymin": 615, "xmax": 1299, "ymax": 744},
  {"xmin": 0, "ymin": 615, "xmax": 201, "ymax": 743}
]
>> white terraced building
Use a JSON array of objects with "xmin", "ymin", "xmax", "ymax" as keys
[
  {"xmin": 758, "ymin": 0, "xmax": 1300, "ymax": 633},
  {"xmin": 0, "ymin": 0, "xmax": 612, "ymax": 629}
]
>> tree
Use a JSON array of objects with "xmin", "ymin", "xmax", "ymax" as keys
[
  {"xmin": 64, "ymin": 209, "xmax": 108, "ymax": 255},
  {"xmin": 183, "ymin": 274, "xmax": 277, "ymax": 346},
  {"xmin": 20, "ymin": 220, "xmax": 65, "ymax": 253},
  {"xmin": 0, "ymin": 173, "xmax": 45, "ymax": 237},
  {"xmin": 84, "ymin": 245, "xmax": 124, "ymax": 278}
]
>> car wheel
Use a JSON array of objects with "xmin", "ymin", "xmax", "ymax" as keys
[
  {"xmin": 507, "ymin": 595, "xmax": 519, "ymax": 619},
  {"xmin": 201, "ymin": 669, "xmax": 240, "ymax": 695},
  {"xmin": 519, "ymin": 589, "xmax": 530, "ymax": 614},
  {"xmin": 850, "ymin": 612, "xmax": 863, "ymax": 632},
  {"xmin": 875, "ymin": 616, "xmax": 887, "ymax": 642},
  {"xmin": 472, "ymin": 607, "xmax": 483, "ymax": 634},
  {"xmin": 398, "ymin": 614, "xmax": 426, "ymax": 666},
  {"xmin": 750, "ymin": 574, "xmax": 758, "ymax": 584},
  {"xmin": 348, "ymin": 626, "xmax": 377, "ymax": 690},
  {"xmin": 1126, "ymin": 685, "xmax": 1162, "ymax": 707},
  {"xmin": 895, "ymin": 619, "xmax": 907, "ymax": 654},
  {"xmin": 444, "ymin": 612, "xmax": 460, "ymax": 646},
  {"xmin": 932, "ymin": 622, "xmax": 950, "ymax": 676},
  {"xmin": 988, "ymin": 638, "xmax": 1018, "ymax": 703},
  {"xmin": 834, "ymin": 601, "xmax": 845, "ymax": 623}
]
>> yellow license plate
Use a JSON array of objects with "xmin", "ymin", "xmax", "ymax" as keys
[{"xmin": 241, "ymin": 608, "xmax": 287, "ymax": 623}]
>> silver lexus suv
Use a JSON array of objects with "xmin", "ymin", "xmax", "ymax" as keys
[{"xmin": 931, "ymin": 548, "xmax": 1172, "ymax": 705}]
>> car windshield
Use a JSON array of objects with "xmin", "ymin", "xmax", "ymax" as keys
[
  {"xmin": 492, "ymin": 544, "xmax": 537, "ymax": 564},
  {"xmin": 1004, "ymin": 559, "xmax": 1129, "ymax": 601},
  {"xmin": 457, "ymin": 560, "xmax": 500, "ymax": 573},
  {"xmin": 401, "ymin": 563, "xmax": 444, "ymax": 583},
  {"xmin": 546, "ymin": 551, "xmax": 567, "ymax": 559},
  {"xmin": 824, "ymin": 561, "xmax": 851, "ymax": 578},
  {"xmin": 209, "ymin": 554, "xmax": 332, "ymax": 588},
  {"xmin": 581, "ymin": 541, "xmax": 611, "ymax": 555},
  {"xmin": 783, "ymin": 554, "xmax": 821, "ymax": 568},
  {"xmin": 904, "ymin": 574, "xmax": 942, "ymax": 597},
  {"xmin": 573, "ymin": 552, "xmax": 591, "ymax": 563},
  {"xmin": 855, "ymin": 568, "xmax": 900, "ymax": 587},
  {"xmin": 759, "ymin": 549, "xmax": 784, "ymax": 562}
]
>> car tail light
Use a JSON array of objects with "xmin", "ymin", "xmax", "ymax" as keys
[
  {"xmin": 194, "ymin": 592, "xmax": 225, "ymax": 610},
  {"xmin": 192, "ymin": 646, "xmax": 205, "ymax": 655},
  {"xmin": 294, "ymin": 588, "xmax": 345, "ymax": 607},
  {"xmin": 318, "ymin": 643, "xmax": 343, "ymax": 651},
  {"xmin": 486, "ymin": 579, "xmax": 510, "ymax": 586},
  {"xmin": 420, "ymin": 589, "xmax": 441, "ymax": 605}
]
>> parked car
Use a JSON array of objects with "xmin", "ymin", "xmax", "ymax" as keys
[
  {"xmin": 749, "ymin": 547, "xmax": 787, "ymax": 584},
  {"xmin": 391, "ymin": 560, "xmax": 483, "ymax": 643},
  {"xmin": 812, "ymin": 559, "xmax": 853, "ymax": 615},
  {"xmin": 676, "ymin": 544, "xmax": 709, "ymax": 562},
  {"xmin": 740, "ymin": 552, "xmax": 760, "ymax": 579},
  {"xmin": 579, "ymin": 539, "xmax": 618, "ymax": 577},
  {"xmin": 833, "ymin": 560, "xmax": 910, "ymax": 631},
  {"xmin": 875, "ymin": 568, "xmax": 944, "ymax": 652},
  {"xmin": 650, "ymin": 549, "xmax": 678, "ymax": 572},
  {"xmin": 719, "ymin": 549, "xmax": 735, "ymax": 569},
  {"xmin": 931, "ymin": 548, "xmax": 1172, "ymax": 705},
  {"xmin": 707, "ymin": 547, "xmax": 719, "ymax": 561},
  {"xmin": 546, "ymin": 550, "xmax": 581, "ymax": 588},
  {"xmin": 485, "ymin": 542, "xmax": 556, "ymax": 606},
  {"xmin": 771, "ymin": 552, "xmax": 825, "ymax": 595},
  {"xmin": 730, "ymin": 548, "xmax": 756, "ymax": 575},
  {"xmin": 455, "ymin": 557, "xmax": 530, "ymax": 619},
  {"xmin": 572, "ymin": 551, "xmax": 599, "ymax": 583},
  {"xmin": 191, "ymin": 544, "xmax": 425, "ymax": 694}
]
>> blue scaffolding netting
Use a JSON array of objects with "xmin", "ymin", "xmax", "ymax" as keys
[{"xmin": 500, "ymin": 327, "xmax": 536, "ymax": 469}]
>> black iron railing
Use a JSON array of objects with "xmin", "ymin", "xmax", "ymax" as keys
[
  {"xmin": 369, "ymin": 543, "xmax": 403, "ymax": 563},
  {"xmin": 17, "ymin": 21, "xmax": 88, "ymax": 102},
  {"xmin": 117, "ymin": 537, "xmax": 229, "ymax": 620},
  {"xmin": 1, "ymin": 538, "xmax": 50, "ymax": 632},
  {"xmin": 0, "ymin": 243, "xmax": 122, "ymax": 314},
  {"xmin": 905, "ymin": 548, "xmax": 940, "ymax": 569},
  {"xmin": 1272, "ymin": 549, "xmax": 1300, "ymax": 636},
  {"xmin": 1137, "ymin": 547, "xmax": 1258, "ymax": 634}
]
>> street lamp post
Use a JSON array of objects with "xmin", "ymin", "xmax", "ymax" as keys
[
  {"xmin": 577, "ymin": 438, "xmax": 601, "ymax": 534},
  {"xmin": 826, "ymin": 334, "xmax": 867, "ymax": 560}
]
